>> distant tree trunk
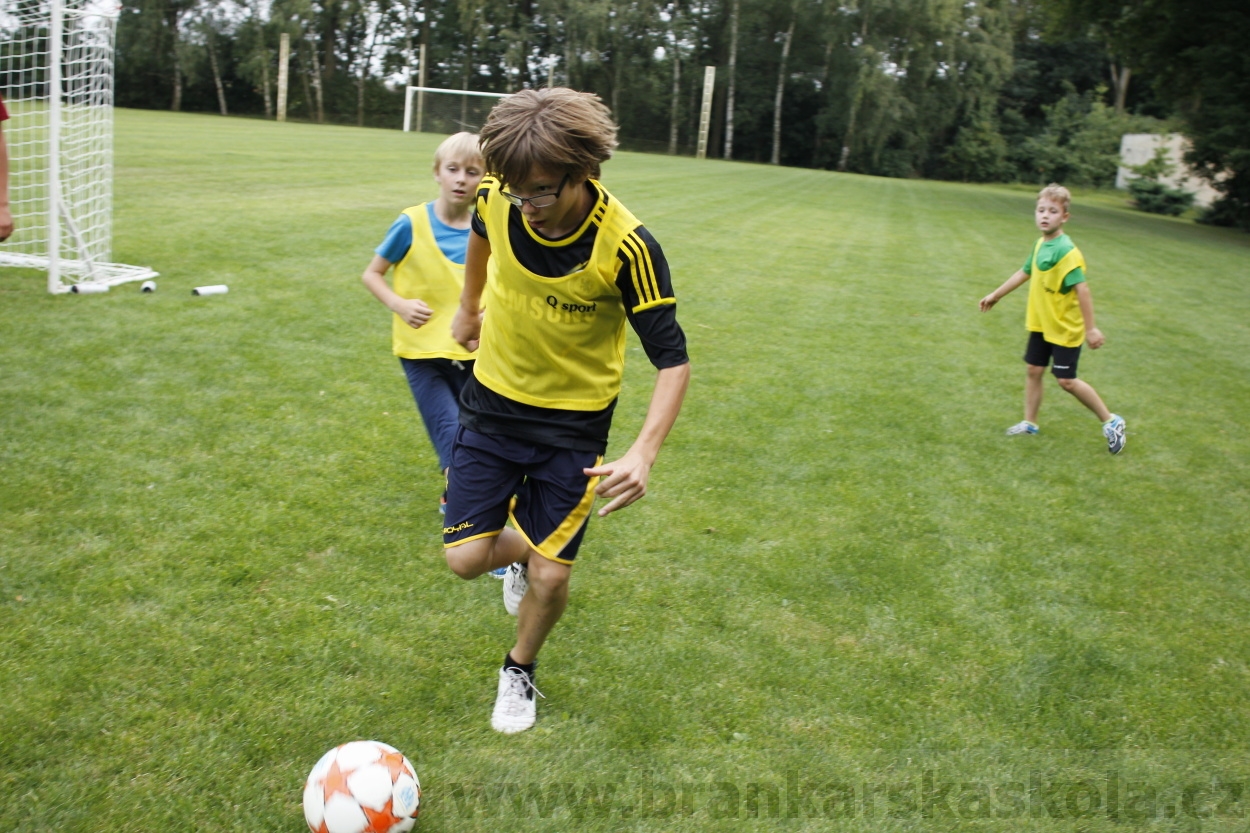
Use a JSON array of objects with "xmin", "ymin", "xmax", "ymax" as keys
[
  {"xmin": 1110, "ymin": 61, "xmax": 1131, "ymax": 114},
  {"xmin": 770, "ymin": 15, "xmax": 795, "ymax": 165},
  {"xmin": 321, "ymin": 0, "xmax": 341, "ymax": 78},
  {"xmin": 668, "ymin": 52, "xmax": 681, "ymax": 155},
  {"xmin": 405, "ymin": 2, "xmax": 415, "ymax": 87},
  {"xmin": 460, "ymin": 50, "xmax": 471, "ymax": 126},
  {"xmin": 723, "ymin": 0, "xmax": 739, "ymax": 159},
  {"xmin": 812, "ymin": 39, "xmax": 833, "ymax": 166},
  {"xmin": 459, "ymin": 3, "xmax": 479, "ymax": 126},
  {"xmin": 206, "ymin": 29, "xmax": 228, "ymax": 116},
  {"xmin": 308, "ymin": 36, "xmax": 325, "ymax": 123},
  {"xmin": 839, "ymin": 12, "xmax": 871, "ymax": 172},
  {"xmin": 249, "ymin": 0, "xmax": 273, "ymax": 118},
  {"xmin": 417, "ymin": 0, "xmax": 430, "ymax": 64},
  {"xmin": 356, "ymin": 13, "xmax": 381, "ymax": 127},
  {"xmin": 839, "ymin": 77, "xmax": 863, "ymax": 171},
  {"xmin": 611, "ymin": 42, "xmax": 621, "ymax": 116},
  {"xmin": 171, "ymin": 52, "xmax": 182, "ymax": 111},
  {"xmin": 295, "ymin": 44, "xmax": 313, "ymax": 119},
  {"xmin": 168, "ymin": 8, "xmax": 183, "ymax": 111},
  {"xmin": 260, "ymin": 51, "xmax": 273, "ymax": 118}
]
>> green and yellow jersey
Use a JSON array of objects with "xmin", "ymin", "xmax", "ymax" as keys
[{"xmin": 1024, "ymin": 233, "xmax": 1087, "ymax": 348}]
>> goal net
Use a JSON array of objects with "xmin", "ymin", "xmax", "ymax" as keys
[
  {"xmin": 403, "ymin": 86, "xmax": 510, "ymax": 136},
  {"xmin": 0, "ymin": 0, "xmax": 156, "ymax": 293}
]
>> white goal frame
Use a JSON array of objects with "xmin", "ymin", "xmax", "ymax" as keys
[
  {"xmin": 402, "ymin": 86, "xmax": 510, "ymax": 134},
  {"xmin": 0, "ymin": 0, "xmax": 156, "ymax": 294}
]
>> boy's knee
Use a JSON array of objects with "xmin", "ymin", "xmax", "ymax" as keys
[
  {"xmin": 527, "ymin": 556, "xmax": 571, "ymax": 598},
  {"xmin": 1056, "ymin": 376, "xmax": 1079, "ymax": 392},
  {"xmin": 444, "ymin": 545, "xmax": 486, "ymax": 580},
  {"xmin": 1026, "ymin": 364, "xmax": 1046, "ymax": 379}
]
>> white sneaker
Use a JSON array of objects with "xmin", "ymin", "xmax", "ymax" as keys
[
  {"xmin": 503, "ymin": 562, "xmax": 528, "ymax": 616},
  {"xmin": 1103, "ymin": 414, "xmax": 1126, "ymax": 454},
  {"xmin": 491, "ymin": 666, "xmax": 543, "ymax": 734},
  {"xmin": 1006, "ymin": 420, "xmax": 1039, "ymax": 436}
]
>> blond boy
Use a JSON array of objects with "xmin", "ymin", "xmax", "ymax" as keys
[
  {"xmin": 362, "ymin": 133, "xmax": 486, "ymax": 509},
  {"xmin": 980, "ymin": 184, "xmax": 1125, "ymax": 453}
]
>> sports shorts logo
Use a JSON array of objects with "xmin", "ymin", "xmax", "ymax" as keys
[
  {"xmin": 1054, "ymin": 365, "xmax": 1070, "ymax": 370},
  {"xmin": 443, "ymin": 521, "xmax": 474, "ymax": 534}
]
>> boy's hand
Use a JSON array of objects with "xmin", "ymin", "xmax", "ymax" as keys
[
  {"xmin": 1086, "ymin": 327, "xmax": 1105, "ymax": 349},
  {"xmin": 979, "ymin": 293, "xmax": 998, "ymax": 312},
  {"xmin": 394, "ymin": 297, "xmax": 433, "ymax": 329},
  {"xmin": 451, "ymin": 305, "xmax": 483, "ymax": 351},
  {"xmin": 584, "ymin": 450, "xmax": 652, "ymax": 516}
]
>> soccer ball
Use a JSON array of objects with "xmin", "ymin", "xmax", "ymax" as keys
[{"xmin": 303, "ymin": 740, "xmax": 421, "ymax": 833}]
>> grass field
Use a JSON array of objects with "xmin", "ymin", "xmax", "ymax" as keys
[{"xmin": 2, "ymin": 108, "xmax": 1250, "ymax": 832}]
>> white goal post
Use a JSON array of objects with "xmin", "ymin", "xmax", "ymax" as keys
[
  {"xmin": 0, "ymin": 0, "xmax": 156, "ymax": 294},
  {"xmin": 403, "ymin": 86, "xmax": 510, "ymax": 135}
]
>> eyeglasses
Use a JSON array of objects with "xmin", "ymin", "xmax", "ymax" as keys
[{"xmin": 500, "ymin": 174, "xmax": 569, "ymax": 209}]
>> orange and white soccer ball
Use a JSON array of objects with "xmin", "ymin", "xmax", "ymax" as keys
[{"xmin": 303, "ymin": 741, "xmax": 421, "ymax": 833}]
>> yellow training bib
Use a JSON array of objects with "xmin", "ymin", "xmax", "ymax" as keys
[
  {"xmin": 1025, "ymin": 237, "xmax": 1087, "ymax": 348},
  {"xmin": 472, "ymin": 180, "xmax": 640, "ymax": 410},
  {"xmin": 391, "ymin": 204, "xmax": 475, "ymax": 361}
]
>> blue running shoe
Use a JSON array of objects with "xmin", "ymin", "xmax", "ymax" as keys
[{"xmin": 1006, "ymin": 420, "xmax": 1039, "ymax": 436}]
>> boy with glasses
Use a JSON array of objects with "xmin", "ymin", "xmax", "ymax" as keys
[{"xmin": 443, "ymin": 88, "xmax": 691, "ymax": 733}]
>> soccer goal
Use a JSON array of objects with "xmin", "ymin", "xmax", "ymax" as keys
[
  {"xmin": 0, "ymin": 0, "xmax": 156, "ymax": 294},
  {"xmin": 403, "ymin": 86, "xmax": 510, "ymax": 136}
]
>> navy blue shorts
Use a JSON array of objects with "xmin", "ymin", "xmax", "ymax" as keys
[
  {"xmin": 443, "ymin": 427, "xmax": 602, "ymax": 565},
  {"xmin": 399, "ymin": 357, "xmax": 473, "ymax": 472},
  {"xmin": 1024, "ymin": 331, "xmax": 1081, "ymax": 379}
]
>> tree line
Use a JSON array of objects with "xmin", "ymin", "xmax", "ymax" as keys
[{"xmin": 115, "ymin": 0, "xmax": 1250, "ymax": 227}]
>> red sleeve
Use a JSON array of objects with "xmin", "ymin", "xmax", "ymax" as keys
[{"xmin": 0, "ymin": 95, "xmax": 8, "ymax": 121}]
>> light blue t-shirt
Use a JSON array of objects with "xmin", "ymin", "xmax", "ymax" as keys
[{"xmin": 375, "ymin": 203, "xmax": 469, "ymax": 265}]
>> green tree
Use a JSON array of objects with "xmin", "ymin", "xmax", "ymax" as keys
[
  {"xmin": 1046, "ymin": 0, "xmax": 1148, "ymax": 113},
  {"xmin": 932, "ymin": 0, "xmax": 1015, "ymax": 181},
  {"xmin": 1045, "ymin": 0, "xmax": 1249, "ymax": 227},
  {"xmin": 1139, "ymin": 0, "xmax": 1250, "ymax": 228}
]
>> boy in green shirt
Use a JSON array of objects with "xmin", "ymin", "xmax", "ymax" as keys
[{"xmin": 980, "ymin": 183, "xmax": 1126, "ymax": 454}]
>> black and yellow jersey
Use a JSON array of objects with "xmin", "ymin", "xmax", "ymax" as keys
[{"xmin": 460, "ymin": 177, "xmax": 688, "ymax": 452}]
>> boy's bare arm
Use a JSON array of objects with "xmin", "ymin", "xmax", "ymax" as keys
[
  {"xmin": 1075, "ymin": 281, "xmax": 1104, "ymax": 349},
  {"xmin": 361, "ymin": 254, "xmax": 433, "ymax": 328},
  {"xmin": 584, "ymin": 362, "xmax": 690, "ymax": 517},
  {"xmin": 452, "ymin": 232, "xmax": 490, "ymax": 349},
  {"xmin": 980, "ymin": 269, "xmax": 1029, "ymax": 312}
]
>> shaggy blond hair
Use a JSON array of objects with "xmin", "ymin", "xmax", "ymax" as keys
[
  {"xmin": 432, "ymin": 132, "xmax": 484, "ymax": 172},
  {"xmin": 1038, "ymin": 183, "xmax": 1072, "ymax": 213},
  {"xmin": 479, "ymin": 88, "xmax": 618, "ymax": 186}
]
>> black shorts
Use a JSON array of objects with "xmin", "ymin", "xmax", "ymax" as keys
[
  {"xmin": 1024, "ymin": 331, "xmax": 1081, "ymax": 379},
  {"xmin": 443, "ymin": 427, "xmax": 603, "ymax": 565}
]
